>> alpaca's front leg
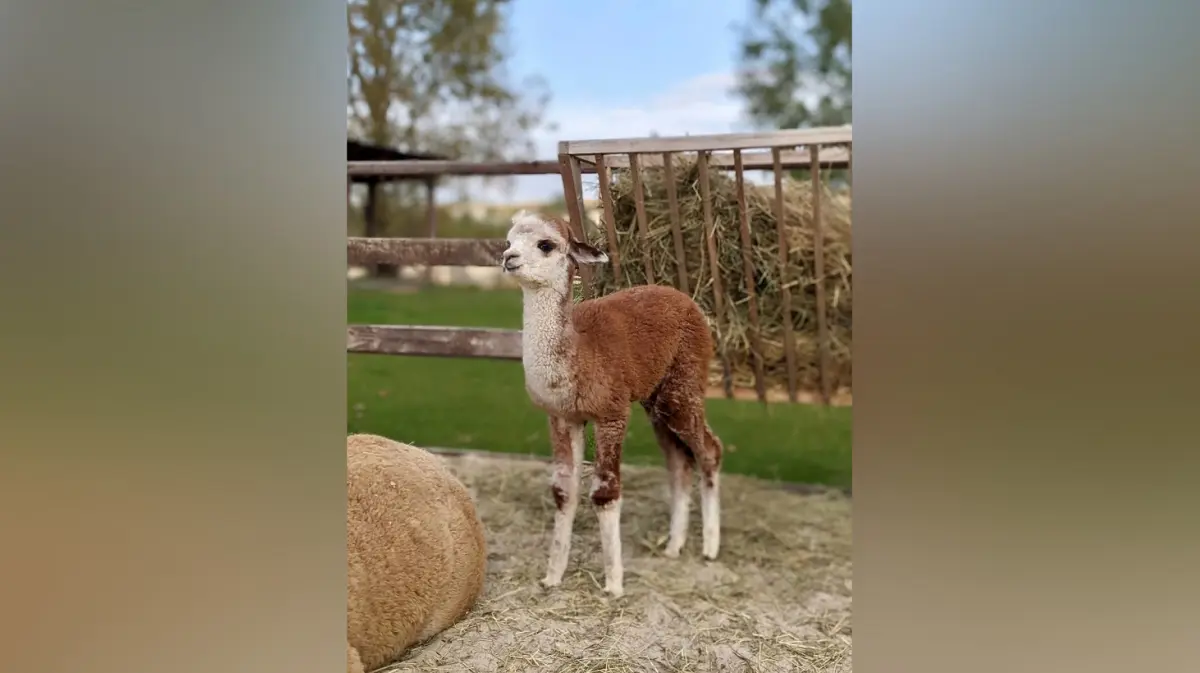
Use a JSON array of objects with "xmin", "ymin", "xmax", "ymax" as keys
[
  {"xmin": 591, "ymin": 413, "xmax": 629, "ymax": 597},
  {"xmin": 542, "ymin": 415, "xmax": 584, "ymax": 588}
]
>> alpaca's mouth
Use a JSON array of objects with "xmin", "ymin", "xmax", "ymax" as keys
[{"xmin": 502, "ymin": 262, "xmax": 522, "ymax": 272}]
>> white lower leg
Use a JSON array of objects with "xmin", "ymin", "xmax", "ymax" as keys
[
  {"xmin": 700, "ymin": 472, "xmax": 720, "ymax": 560},
  {"xmin": 596, "ymin": 497, "xmax": 624, "ymax": 596},
  {"xmin": 664, "ymin": 483, "xmax": 690, "ymax": 557},
  {"xmin": 542, "ymin": 496, "xmax": 578, "ymax": 587}
]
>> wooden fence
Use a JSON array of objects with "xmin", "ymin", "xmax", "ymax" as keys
[
  {"xmin": 346, "ymin": 127, "xmax": 852, "ymax": 405},
  {"xmin": 347, "ymin": 160, "xmax": 555, "ymax": 362}
]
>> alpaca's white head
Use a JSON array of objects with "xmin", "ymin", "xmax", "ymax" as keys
[{"xmin": 501, "ymin": 210, "xmax": 607, "ymax": 290}]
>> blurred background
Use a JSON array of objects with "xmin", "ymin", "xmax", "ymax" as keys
[{"xmin": 346, "ymin": 0, "xmax": 852, "ymax": 490}]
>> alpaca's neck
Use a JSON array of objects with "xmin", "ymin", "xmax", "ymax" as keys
[
  {"xmin": 520, "ymin": 285, "xmax": 575, "ymax": 366},
  {"xmin": 519, "ymin": 284, "xmax": 578, "ymax": 411}
]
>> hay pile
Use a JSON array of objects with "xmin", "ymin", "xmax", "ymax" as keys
[
  {"xmin": 383, "ymin": 452, "xmax": 852, "ymax": 673},
  {"xmin": 585, "ymin": 159, "xmax": 852, "ymax": 395}
]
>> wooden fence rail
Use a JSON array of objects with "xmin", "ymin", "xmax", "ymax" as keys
[
  {"xmin": 347, "ymin": 237, "xmax": 505, "ymax": 267},
  {"xmin": 346, "ymin": 147, "xmax": 849, "ymax": 179},
  {"xmin": 579, "ymin": 146, "xmax": 849, "ymax": 171},
  {"xmin": 348, "ymin": 325, "xmax": 521, "ymax": 360}
]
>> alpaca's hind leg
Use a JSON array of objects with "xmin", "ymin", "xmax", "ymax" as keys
[
  {"xmin": 661, "ymin": 395, "xmax": 723, "ymax": 561},
  {"xmin": 698, "ymin": 430, "xmax": 721, "ymax": 560},
  {"xmin": 643, "ymin": 400, "xmax": 695, "ymax": 557},
  {"xmin": 542, "ymin": 415, "xmax": 584, "ymax": 588}
]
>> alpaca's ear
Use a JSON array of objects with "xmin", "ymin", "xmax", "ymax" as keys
[{"xmin": 568, "ymin": 240, "xmax": 609, "ymax": 265}]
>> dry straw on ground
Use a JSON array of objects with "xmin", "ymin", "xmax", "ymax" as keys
[
  {"xmin": 382, "ymin": 453, "xmax": 852, "ymax": 673},
  {"xmin": 584, "ymin": 159, "xmax": 852, "ymax": 395}
]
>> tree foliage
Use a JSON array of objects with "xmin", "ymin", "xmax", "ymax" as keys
[
  {"xmin": 737, "ymin": 0, "xmax": 852, "ymax": 129},
  {"xmin": 347, "ymin": 0, "xmax": 549, "ymax": 159},
  {"xmin": 347, "ymin": 0, "xmax": 552, "ymax": 244}
]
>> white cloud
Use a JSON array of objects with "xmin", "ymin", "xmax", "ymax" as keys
[
  {"xmin": 537, "ymin": 71, "xmax": 747, "ymax": 152},
  {"xmin": 447, "ymin": 71, "xmax": 751, "ymax": 205}
]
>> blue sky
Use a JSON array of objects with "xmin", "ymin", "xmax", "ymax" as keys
[
  {"xmin": 465, "ymin": 0, "xmax": 758, "ymax": 203},
  {"xmin": 507, "ymin": 0, "xmax": 748, "ymax": 108}
]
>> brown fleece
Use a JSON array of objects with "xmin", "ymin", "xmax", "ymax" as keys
[
  {"xmin": 573, "ymin": 283, "xmax": 724, "ymax": 504},
  {"xmin": 346, "ymin": 433, "xmax": 487, "ymax": 672}
]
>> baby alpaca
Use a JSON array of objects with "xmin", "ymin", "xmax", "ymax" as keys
[
  {"xmin": 501, "ymin": 210, "xmax": 724, "ymax": 598},
  {"xmin": 346, "ymin": 433, "xmax": 487, "ymax": 672}
]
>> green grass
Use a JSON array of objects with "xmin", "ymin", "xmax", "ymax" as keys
[{"xmin": 348, "ymin": 285, "xmax": 852, "ymax": 489}]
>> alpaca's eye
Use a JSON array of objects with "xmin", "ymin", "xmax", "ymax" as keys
[{"xmin": 536, "ymin": 239, "xmax": 555, "ymax": 254}]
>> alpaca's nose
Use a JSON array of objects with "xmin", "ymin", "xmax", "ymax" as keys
[{"xmin": 502, "ymin": 250, "xmax": 520, "ymax": 270}]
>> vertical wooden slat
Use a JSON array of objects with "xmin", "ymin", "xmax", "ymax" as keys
[
  {"xmin": 594, "ymin": 154, "xmax": 623, "ymax": 286},
  {"xmin": 733, "ymin": 150, "xmax": 768, "ymax": 404},
  {"xmin": 569, "ymin": 155, "xmax": 595, "ymax": 298},
  {"xmin": 571, "ymin": 155, "xmax": 585, "ymax": 226},
  {"xmin": 772, "ymin": 147, "xmax": 799, "ymax": 403},
  {"xmin": 847, "ymin": 144, "xmax": 853, "ymax": 191},
  {"xmin": 698, "ymin": 151, "xmax": 734, "ymax": 399},
  {"xmin": 557, "ymin": 150, "xmax": 585, "ymax": 229},
  {"xmin": 810, "ymin": 144, "xmax": 830, "ymax": 406},
  {"xmin": 365, "ymin": 180, "xmax": 392, "ymax": 277},
  {"xmin": 422, "ymin": 177, "xmax": 438, "ymax": 286},
  {"xmin": 662, "ymin": 152, "xmax": 689, "ymax": 293},
  {"xmin": 557, "ymin": 148, "xmax": 592, "ymax": 296},
  {"xmin": 425, "ymin": 179, "xmax": 438, "ymax": 237},
  {"xmin": 627, "ymin": 153, "xmax": 656, "ymax": 284}
]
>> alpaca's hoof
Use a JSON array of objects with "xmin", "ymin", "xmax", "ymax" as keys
[
  {"xmin": 540, "ymin": 576, "xmax": 562, "ymax": 589},
  {"xmin": 663, "ymin": 545, "xmax": 682, "ymax": 558},
  {"xmin": 604, "ymin": 582, "xmax": 625, "ymax": 598}
]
